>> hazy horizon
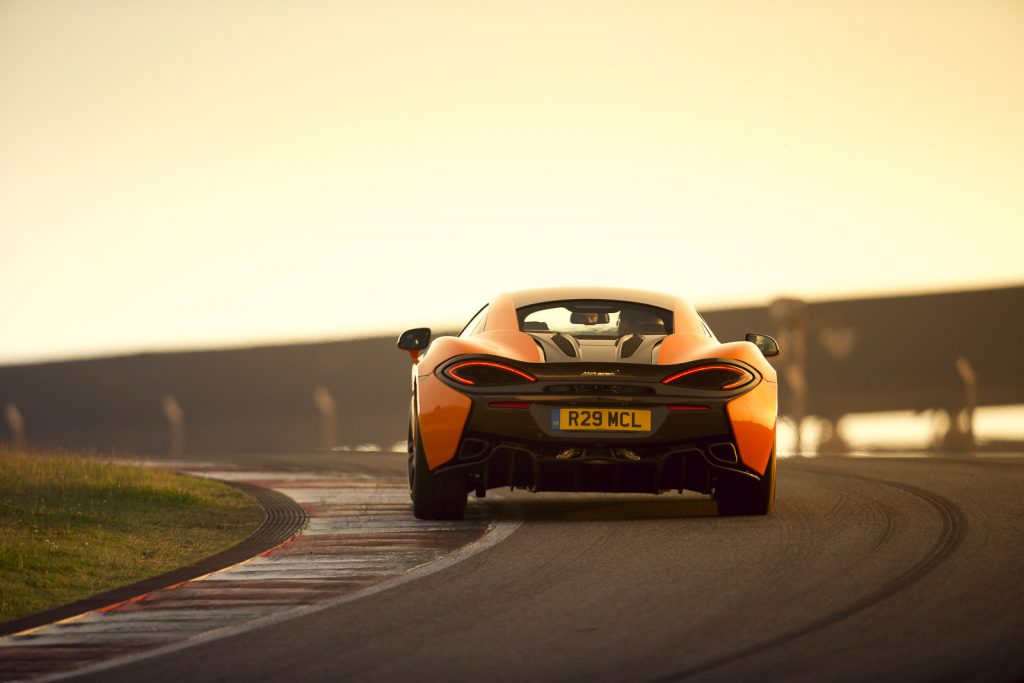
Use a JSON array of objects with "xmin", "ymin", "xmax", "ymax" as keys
[
  {"xmin": 3, "ymin": 1, "xmax": 1022, "ymax": 365},
  {"xmin": 0, "ymin": 280, "xmax": 1019, "ymax": 367}
]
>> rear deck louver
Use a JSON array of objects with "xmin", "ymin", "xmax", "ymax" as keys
[
  {"xmin": 619, "ymin": 334, "xmax": 643, "ymax": 359},
  {"xmin": 551, "ymin": 333, "xmax": 577, "ymax": 357}
]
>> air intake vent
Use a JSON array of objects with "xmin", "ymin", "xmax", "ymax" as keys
[
  {"xmin": 619, "ymin": 334, "xmax": 643, "ymax": 359},
  {"xmin": 545, "ymin": 384, "xmax": 655, "ymax": 396},
  {"xmin": 551, "ymin": 333, "xmax": 576, "ymax": 357}
]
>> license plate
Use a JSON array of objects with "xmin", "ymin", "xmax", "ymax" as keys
[{"xmin": 551, "ymin": 408, "xmax": 651, "ymax": 432}]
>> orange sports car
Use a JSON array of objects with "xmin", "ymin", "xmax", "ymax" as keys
[{"xmin": 397, "ymin": 287, "xmax": 779, "ymax": 520}]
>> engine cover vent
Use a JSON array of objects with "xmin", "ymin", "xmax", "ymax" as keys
[
  {"xmin": 545, "ymin": 384, "xmax": 655, "ymax": 396},
  {"xmin": 551, "ymin": 333, "xmax": 577, "ymax": 358},
  {"xmin": 619, "ymin": 334, "xmax": 643, "ymax": 359}
]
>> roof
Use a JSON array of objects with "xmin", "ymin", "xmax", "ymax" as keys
[{"xmin": 505, "ymin": 287, "xmax": 682, "ymax": 311}]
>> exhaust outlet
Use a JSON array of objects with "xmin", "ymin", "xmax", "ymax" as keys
[{"xmin": 707, "ymin": 442, "xmax": 739, "ymax": 465}]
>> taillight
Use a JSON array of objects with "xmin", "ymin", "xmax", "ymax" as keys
[
  {"xmin": 488, "ymin": 401, "xmax": 532, "ymax": 409},
  {"xmin": 662, "ymin": 365, "xmax": 753, "ymax": 390},
  {"xmin": 444, "ymin": 361, "xmax": 537, "ymax": 386}
]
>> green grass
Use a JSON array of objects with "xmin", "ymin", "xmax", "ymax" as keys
[{"xmin": 0, "ymin": 448, "xmax": 263, "ymax": 623}]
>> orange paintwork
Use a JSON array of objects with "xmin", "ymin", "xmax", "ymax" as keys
[
  {"xmin": 406, "ymin": 288, "xmax": 778, "ymax": 475},
  {"xmin": 413, "ymin": 298, "xmax": 541, "ymax": 469},
  {"xmin": 671, "ymin": 296, "xmax": 712, "ymax": 337},
  {"xmin": 657, "ymin": 306, "xmax": 778, "ymax": 475},
  {"xmin": 416, "ymin": 373, "xmax": 473, "ymax": 470},
  {"xmin": 416, "ymin": 331, "xmax": 541, "ymax": 377},
  {"xmin": 482, "ymin": 293, "xmax": 520, "ymax": 331},
  {"xmin": 726, "ymin": 379, "xmax": 777, "ymax": 475},
  {"xmin": 656, "ymin": 333, "xmax": 719, "ymax": 365}
]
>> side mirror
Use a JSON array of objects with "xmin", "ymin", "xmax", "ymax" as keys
[
  {"xmin": 398, "ymin": 327, "xmax": 431, "ymax": 350},
  {"xmin": 745, "ymin": 333, "xmax": 779, "ymax": 357},
  {"xmin": 397, "ymin": 328, "xmax": 431, "ymax": 362}
]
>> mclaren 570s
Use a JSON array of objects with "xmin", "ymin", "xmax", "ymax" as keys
[{"xmin": 397, "ymin": 287, "xmax": 779, "ymax": 520}]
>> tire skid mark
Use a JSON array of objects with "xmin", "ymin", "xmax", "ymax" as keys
[
  {"xmin": 865, "ymin": 499, "xmax": 898, "ymax": 554},
  {"xmin": 647, "ymin": 466, "xmax": 968, "ymax": 683}
]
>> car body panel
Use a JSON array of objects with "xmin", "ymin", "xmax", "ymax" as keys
[
  {"xmin": 416, "ymin": 330, "xmax": 541, "ymax": 378},
  {"xmin": 725, "ymin": 379, "xmax": 778, "ymax": 475},
  {"xmin": 402, "ymin": 287, "xmax": 779, "ymax": 496},
  {"xmin": 415, "ymin": 330, "xmax": 542, "ymax": 467},
  {"xmin": 416, "ymin": 373, "xmax": 473, "ymax": 470}
]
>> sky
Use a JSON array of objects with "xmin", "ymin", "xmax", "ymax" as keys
[{"xmin": 1, "ymin": 0, "xmax": 1022, "ymax": 364}]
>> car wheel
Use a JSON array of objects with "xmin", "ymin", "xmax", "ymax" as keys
[
  {"xmin": 410, "ymin": 422, "xmax": 468, "ymax": 521},
  {"xmin": 715, "ymin": 442, "xmax": 776, "ymax": 516}
]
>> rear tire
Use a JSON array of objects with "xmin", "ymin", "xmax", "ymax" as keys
[
  {"xmin": 715, "ymin": 444, "xmax": 776, "ymax": 516},
  {"xmin": 410, "ymin": 424, "xmax": 468, "ymax": 520}
]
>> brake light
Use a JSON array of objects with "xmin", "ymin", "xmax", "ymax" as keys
[
  {"xmin": 445, "ymin": 361, "xmax": 537, "ymax": 386},
  {"xmin": 662, "ymin": 365, "xmax": 753, "ymax": 390}
]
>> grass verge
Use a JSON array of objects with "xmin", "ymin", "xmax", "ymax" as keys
[{"xmin": 0, "ymin": 448, "xmax": 263, "ymax": 623}]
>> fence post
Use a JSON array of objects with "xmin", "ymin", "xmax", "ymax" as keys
[
  {"xmin": 941, "ymin": 356, "xmax": 977, "ymax": 453},
  {"xmin": 312, "ymin": 385, "xmax": 337, "ymax": 450},
  {"xmin": 816, "ymin": 326, "xmax": 858, "ymax": 455},
  {"xmin": 161, "ymin": 395, "xmax": 185, "ymax": 458},
  {"xmin": 4, "ymin": 402, "xmax": 26, "ymax": 450}
]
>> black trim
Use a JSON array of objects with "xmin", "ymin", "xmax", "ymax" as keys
[
  {"xmin": 433, "ymin": 435, "xmax": 760, "ymax": 495},
  {"xmin": 435, "ymin": 354, "xmax": 762, "ymax": 399},
  {"xmin": 457, "ymin": 303, "xmax": 489, "ymax": 337}
]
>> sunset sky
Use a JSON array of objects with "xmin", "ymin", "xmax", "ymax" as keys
[{"xmin": 1, "ymin": 1, "xmax": 1022, "ymax": 364}]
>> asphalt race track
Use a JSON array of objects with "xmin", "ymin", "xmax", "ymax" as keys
[{"xmin": 62, "ymin": 454, "xmax": 1024, "ymax": 682}]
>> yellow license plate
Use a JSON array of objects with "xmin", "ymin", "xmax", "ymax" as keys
[{"xmin": 552, "ymin": 408, "xmax": 651, "ymax": 432}]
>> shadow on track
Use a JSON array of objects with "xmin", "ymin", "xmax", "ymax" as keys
[{"xmin": 487, "ymin": 493, "xmax": 721, "ymax": 523}]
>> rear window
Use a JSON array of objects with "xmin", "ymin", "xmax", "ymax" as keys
[{"xmin": 516, "ymin": 300, "xmax": 673, "ymax": 339}]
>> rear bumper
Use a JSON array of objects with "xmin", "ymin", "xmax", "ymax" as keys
[
  {"xmin": 437, "ymin": 433, "xmax": 756, "ymax": 495},
  {"xmin": 416, "ymin": 356, "xmax": 777, "ymax": 482},
  {"xmin": 432, "ymin": 391, "xmax": 765, "ymax": 494}
]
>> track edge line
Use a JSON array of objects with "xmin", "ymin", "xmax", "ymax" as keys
[{"xmin": 32, "ymin": 502, "xmax": 522, "ymax": 683}]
